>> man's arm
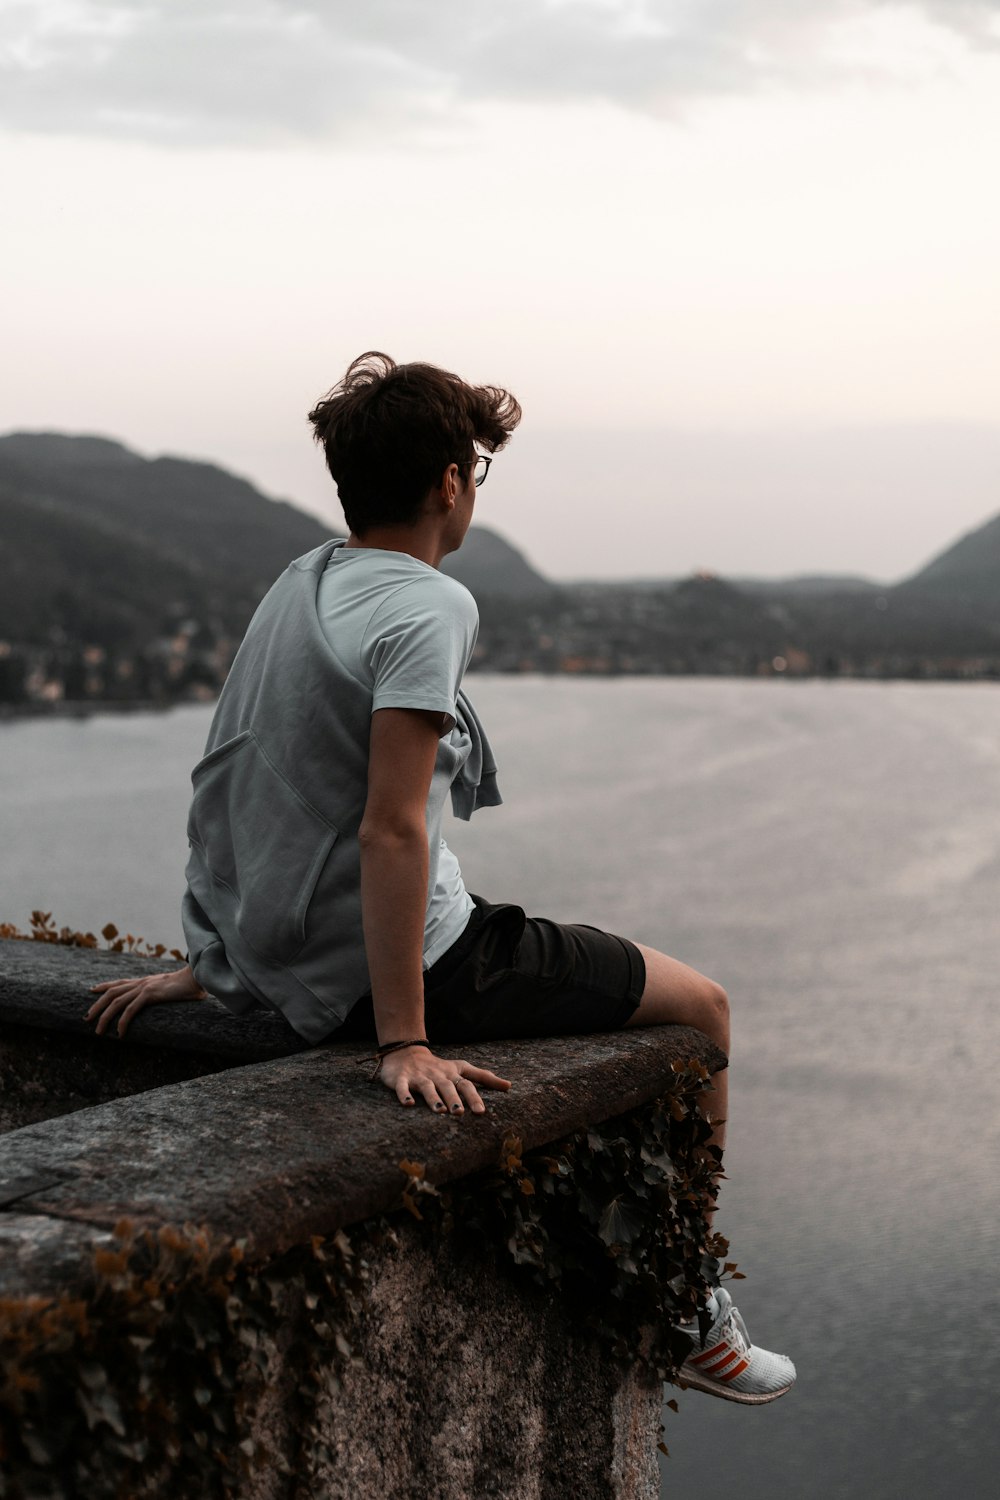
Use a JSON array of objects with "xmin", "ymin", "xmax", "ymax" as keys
[
  {"xmin": 360, "ymin": 707, "xmax": 510, "ymax": 1114},
  {"xmin": 359, "ymin": 707, "xmax": 442, "ymax": 1043}
]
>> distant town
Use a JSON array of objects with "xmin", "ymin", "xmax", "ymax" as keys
[{"xmin": 1, "ymin": 430, "xmax": 997, "ymax": 713}]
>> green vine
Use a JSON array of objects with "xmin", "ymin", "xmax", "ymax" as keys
[
  {"xmin": 406, "ymin": 1058, "xmax": 738, "ymax": 1382},
  {"xmin": 1, "ymin": 1218, "xmax": 376, "ymax": 1499},
  {"xmin": 1, "ymin": 1064, "xmax": 729, "ymax": 1497}
]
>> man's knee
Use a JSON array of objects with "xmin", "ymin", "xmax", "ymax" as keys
[
  {"xmin": 699, "ymin": 978, "xmax": 730, "ymax": 1038},
  {"xmin": 630, "ymin": 945, "xmax": 730, "ymax": 1037},
  {"xmin": 707, "ymin": 979, "xmax": 729, "ymax": 1020}
]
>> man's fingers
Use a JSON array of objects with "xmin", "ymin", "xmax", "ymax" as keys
[
  {"xmin": 86, "ymin": 981, "xmax": 130, "ymax": 1010},
  {"xmin": 414, "ymin": 1079, "xmax": 447, "ymax": 1113},
  {"xmin": 379, "ymin": 1053, "xmax": 512, "ymax": 1113},
  {"xmin": 457, "ymin": 1064, "xmax": 512, "ymax": 1090},
  {"xmin": 86, "ymin": 971, "xmax": 200, "ymax": 1028},
  {"xmin": 116, "ymin": 995, "xmax": 150, "ymax": 1037},
  {"xmin": 94, "ymin": 993, "xmax": 135, "ymax": 1034},
  {"xmin": 454, "ymin": 1075, "xmax": 486, "ymax": 1114},
  {"xmin": 86, "ymin": 982, "xmax": 139, "ymax": 1023},
  {"xmin": 90, "ymin": 987, "xmax": 132, "ymax": 1015},
  {"xmin": 436, "ymin": 1080, "xmax": 465, "ymax": 1115},
  {"xmin": 87, "ymin": 982, "xmax": 155, "ymax": 1032}
]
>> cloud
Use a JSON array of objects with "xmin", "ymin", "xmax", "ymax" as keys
[{"xmin": 2, "ymin": 1, "xmax": 999, "ymax": 147}]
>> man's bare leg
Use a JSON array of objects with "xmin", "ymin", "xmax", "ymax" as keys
[
  {"xmin": 625, "ymin": 944, "xmax": 729, "ymax": 1160},
  {"xmin": 622, "ymin": 948, "xmax": 796, "ymax": 1401}
]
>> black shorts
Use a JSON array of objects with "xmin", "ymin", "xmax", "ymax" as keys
[{"xmin": 335, "ymin": 894, "xmax": 645, "ymax": 1044}]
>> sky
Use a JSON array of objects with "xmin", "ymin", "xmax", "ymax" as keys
[{"xmin": 2, "ymin": 0, "xmax": 1000, "ymax": 582}]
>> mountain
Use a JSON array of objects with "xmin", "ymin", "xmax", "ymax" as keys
[
  {"xmin": 0, "ymin": 433, "xmax": 333, "ymax": 649},
  {"xmin": 0, "ymin": 431, "xmax": 554, "ymax": 651},
  {"xmin": 896, "ymin": 509, "xmax": 1000, "ymax": 612},
  {"xmin": 533, "ymin": 572, "xmax": 793, "ymax": 677},
  {"xmin": 2, "ymin": 428, "xmax": 997, "ymax": 696},
  {"xmin": 668, "ymin": 573, "xmax": 784, "ymax": 631},
  {"xmin": 723, "ymin": 516, "xmax": 1000, "ymax": 661},
  {"xmin": 441, "ymin": 525, "xmax": 556, "ymax": 601}
]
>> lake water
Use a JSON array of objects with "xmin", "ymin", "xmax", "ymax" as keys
[{"xmin": 2, "ymin": 677, "xmax": 998, "ymax": 1499}]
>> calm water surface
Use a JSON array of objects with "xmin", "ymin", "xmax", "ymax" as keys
[{"xmin": 2, "ymin": 678, "xmax": 998, "ymax": 1499}]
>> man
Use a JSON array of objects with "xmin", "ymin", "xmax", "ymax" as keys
[{"xmin": 87, "ymin": 351, "xmax": 794, "ymax": 1403}]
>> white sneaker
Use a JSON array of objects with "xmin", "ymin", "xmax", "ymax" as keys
[{"xmin": 678, "ymin": 1288, "xmax": 796, "ymax": 1405}]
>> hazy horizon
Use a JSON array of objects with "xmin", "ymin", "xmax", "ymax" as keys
[
  {"xmin": 4, "ymin": 2, "xmax": 999, "ymax": 581},
  {"xmin": 4, "ymin": 417, "xmax": 996, "ymax": 588}
]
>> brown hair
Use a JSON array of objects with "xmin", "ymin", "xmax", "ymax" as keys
[{"xmin": 308, "ymin": 352, "xmax": 521, "ymax": 535}]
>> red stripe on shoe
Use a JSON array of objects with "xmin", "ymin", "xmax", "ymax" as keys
[
  {"xmin": 703, "ymin": 1350, "xmax": 740, "ymax": 1374},
  {"xmin": 720, "ymin": 1358, "xmax": 750, "ymax": 1382},
  {"xmin": 689, "ymin": 1341, "xmax": 730, "ymax": 1366}
]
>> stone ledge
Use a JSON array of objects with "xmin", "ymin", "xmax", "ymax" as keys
[
  {"xmin": 2, "ymin": 1207, "xmax": 666, "ymax": 1500},
  {"xmin": 0, "ymin": 946, "xmax": 724, "ymax": 1498},
  {"xmin": 1, "ymin": 1025, "xmax": 724, "ymax": 1280},
  {"xmin": 0, "ymin": 939, "xmax": 307, "ymax": 1062}
]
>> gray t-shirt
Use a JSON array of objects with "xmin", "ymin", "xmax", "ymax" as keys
[
  {"xmin": 316, "ymin": 544, "xmax": 477, "ymax": 967},
  {"xmin": 183, "ymin": 538, "xmax": 499, "ymax": 1042}
]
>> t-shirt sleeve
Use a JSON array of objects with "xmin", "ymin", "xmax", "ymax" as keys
[{"xmin": 364, "ymin": 577, "xmax": 479, "ymax": 725}]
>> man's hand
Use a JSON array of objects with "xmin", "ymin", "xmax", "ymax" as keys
[
  {"xmin": 379, "ymin": 1045, "xmax": 511, "ymax": 1114},
  {"xmin": 85, "ymin": 964, "xmax": 206, "ymax": 1037}
]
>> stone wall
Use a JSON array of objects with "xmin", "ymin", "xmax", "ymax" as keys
[{"xmin": 0, "ymin": 940, "xmax": 726, "ymax": 1500}]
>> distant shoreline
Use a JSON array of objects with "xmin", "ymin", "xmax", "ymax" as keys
[
  {"xmin": 0, "ymin": 698, "xmax": 177, "ymax": 725},
  {"xmin": 1, "ymin": 668, "xmax": 996, "ymax": 727}
]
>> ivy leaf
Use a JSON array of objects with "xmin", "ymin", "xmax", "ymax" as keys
[
  {"xmin": 597, "ymin": 1196, "xmax": 646, "ymax": 1248},
  {"xmin": 575, "ymin": 1184, "xmax": 606, "ymax": 1225},
  {"xmin": 22, "ymin": 1427, "xmax": 55, "ymax": 1465},
  {"xmin": 78, "ymin": 1360, "xmax": 109, "ymax": 1392},
  {"xmin": 77, "ymin": 1387, "xmax": 126, "ymax": 1437},
  {"xmin": 640, "ymin": 1145, "xmax": 678, "ymax": 1180}
]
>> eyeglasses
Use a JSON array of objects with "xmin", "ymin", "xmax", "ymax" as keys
[{"xmin": 460, "ymin": 454, "xmax": 492, "ymax": 488}]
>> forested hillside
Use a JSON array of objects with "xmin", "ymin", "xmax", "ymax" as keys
[{"xmin": 1, "ymin": 429, "xmax": 997, "ymax": 704}]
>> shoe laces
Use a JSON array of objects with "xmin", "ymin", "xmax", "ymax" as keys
[{"xmin": 712, "ymin": 1299, "xmax": 752, "ymax": 1363}]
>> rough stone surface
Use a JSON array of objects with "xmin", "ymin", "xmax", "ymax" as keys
[
  {"xmin": 0, "ymin": 1021, "xmax": 229, "ymax": 1132},
  {"xmin": 0, "ymin": 939, "xmax": 308, "ymax": 1061},
  {"xmin": 3, "ymin": 1217, "xmax": 661, "ymax": 1499},
  {"xmin": 0, "ymin": 1213, "xmax": 112, "ymax": 1299},
  {"xmin": 0, "ymin": 945, "xmax": 724, "ymax": 1498},
  {"xmin": 0, "ymin": 1028, "xmax": 724, "ymax": 1262},
  {"xmin": 247, "ymin": 1222, "xmax": 662, "ymax": 1500}
]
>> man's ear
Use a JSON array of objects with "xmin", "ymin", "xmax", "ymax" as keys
[{"xmin": 435, "ymin": 462, "xmax": 461, "ymax": 511}]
